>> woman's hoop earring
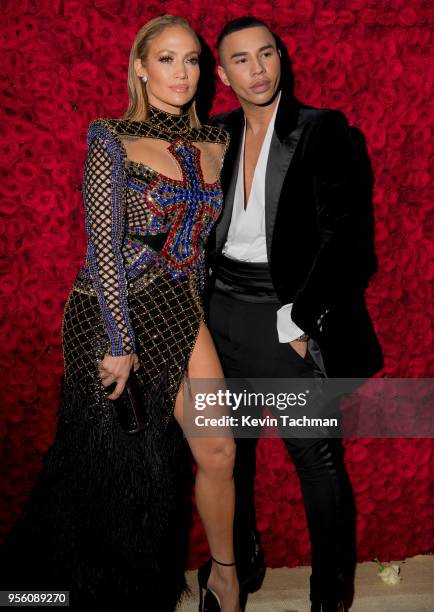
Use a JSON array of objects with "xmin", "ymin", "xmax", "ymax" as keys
[{"xmin": 142, "ymin": 76, "xmax": 148, "ymax": 84}]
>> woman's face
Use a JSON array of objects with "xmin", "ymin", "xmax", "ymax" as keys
[{"xmin": 135, "ymin": 25, "xmax": 201, "ymax": 114}]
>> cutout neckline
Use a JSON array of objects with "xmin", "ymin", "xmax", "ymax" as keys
[{"xmin": 125, "ymin": 139, "xmax": 221, "ymax": 188}]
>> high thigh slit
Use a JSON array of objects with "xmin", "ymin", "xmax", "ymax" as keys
[
  {"xmin": 0, "ymin": 272, "xmax": 202, "ymax": 611},
  {"xmin": 0, "ymin": 107, "xmax": 229, "ymax": 611}
]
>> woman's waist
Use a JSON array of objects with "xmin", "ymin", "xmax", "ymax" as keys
[
  {"xmin": 75, "ymin": 260, "xmax": 205, "ymax": 296},
  {"xmin": 123, "ymin": 232, "xmax": 208, "ymax": 268}
]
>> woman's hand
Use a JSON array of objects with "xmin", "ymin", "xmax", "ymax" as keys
[{"xmin": 98, "ymin": 353, "xmax": 140, "ymax": 400}]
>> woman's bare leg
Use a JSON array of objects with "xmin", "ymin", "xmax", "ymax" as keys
[{"xmin": 174, "ymin": 322, "xmax": 239, "ymax": 612}]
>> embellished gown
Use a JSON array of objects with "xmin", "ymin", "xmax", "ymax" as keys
[{"xmin": 0, "ymin": 107, "xmax": 229, "ymax": 610}]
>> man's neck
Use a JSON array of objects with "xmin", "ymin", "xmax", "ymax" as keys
[{"xmin": 240, "ymin": 90, "xmax": 281, "ymax": 136}]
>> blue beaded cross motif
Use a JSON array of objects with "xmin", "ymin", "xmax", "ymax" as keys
[{"xmin": 129, "ymin": 137, "xmax": 222, "ymax": 277}]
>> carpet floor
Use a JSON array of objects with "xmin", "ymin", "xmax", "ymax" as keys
[{"xmin": 178, "ymin": 554, "xmax": 434, "ymax": 611}]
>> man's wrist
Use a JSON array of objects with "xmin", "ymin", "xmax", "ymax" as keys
[{"xmin": 293, "ymin": 333, "xmax": 309, "ymax": 342}]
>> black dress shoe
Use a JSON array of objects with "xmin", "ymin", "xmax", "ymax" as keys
[
  {"xmin": 311, "ymin": 600, "xmax": 345, "ymax": 612},
  {"xmin": 237, "ymin": 530, "xmax": 266, "ymax": 594}
]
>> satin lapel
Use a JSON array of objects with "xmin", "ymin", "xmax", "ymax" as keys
[
  {"xmin": 264, "ymin": 98, "xmax": 305, "ymax": 262},
  {"xmin": 215, "ymin": 115, "xmax": 244, "ymax": 253},
  {"xmin": 264, "ymin": 134, "xmax": 298, "ymax": 262}
]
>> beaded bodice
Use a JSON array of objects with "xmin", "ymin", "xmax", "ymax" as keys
[{"xmin": 76, "ymin": 106, "xmax": 229, "ymax": 356}]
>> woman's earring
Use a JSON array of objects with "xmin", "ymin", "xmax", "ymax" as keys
[{"xmin": 142, "ymin": 75, "xmax": 148, "ymax": 84}]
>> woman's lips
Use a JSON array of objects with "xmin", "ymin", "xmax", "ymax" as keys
[
  {"xmin": 170, "ymin": 85, "xmax": 189, "ymax": 93},
  {"xmin": 250, "ymin": 80, "xmax": 271, "ymax": 93}
]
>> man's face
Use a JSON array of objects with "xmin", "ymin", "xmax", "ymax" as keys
[{"xmin": 217, "ymin": 26, "xmax": 281, "ymax": 106}]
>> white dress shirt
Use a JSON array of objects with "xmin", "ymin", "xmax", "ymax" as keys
[{"xmin": 222, "ymin": 94, "xmax": 305, "ymax": 342}]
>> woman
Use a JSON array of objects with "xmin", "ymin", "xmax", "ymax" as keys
[{"xmin": 1, "ymin": 15, "xmax": 240, "ymax": 612}]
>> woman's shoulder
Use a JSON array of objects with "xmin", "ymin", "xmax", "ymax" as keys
[
  {"xmin": 86, "ymin": 119, "xmax": 135, "ymax": 157},
  {"xmin": 86, "ymin": 119, "xmax": 230, "ymax": 152},
  {"xmin": 87, "ymin": 118, "xmax": 130, "ymax": 138},
  {"xmin": 192, "ymin": 123, "xmax": 230, "ymax": 148},
  {"xmin": 88, "ymin": 118, "xmax": 174, "ymax": 143}
]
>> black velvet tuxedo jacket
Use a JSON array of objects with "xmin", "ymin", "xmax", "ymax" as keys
[{"xmin": 208, "ymin": 91, "xmax": 384, "ymax": 378}]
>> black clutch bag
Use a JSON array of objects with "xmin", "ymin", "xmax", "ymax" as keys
[{"xmin": 108, "ymin": 371, "xmax": 152, "ymax": 434}]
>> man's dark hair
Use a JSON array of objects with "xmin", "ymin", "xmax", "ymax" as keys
[{"xmin": 216, "ymin": 17, "xmax": 273, "ymax": 55}]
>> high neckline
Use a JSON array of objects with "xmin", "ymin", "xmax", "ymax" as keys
[{"xmin": 147, "ymin": 105, "xmax": 191, "ymax": 134}]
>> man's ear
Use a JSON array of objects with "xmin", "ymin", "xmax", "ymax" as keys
[{"xmin": 217, "ymin": 64, "xmax": 231, "ymax": 87}]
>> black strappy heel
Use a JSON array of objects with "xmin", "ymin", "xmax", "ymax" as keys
[{"xmin": 198, "ymin": 555, "xmax": 242, "ymax": 612}]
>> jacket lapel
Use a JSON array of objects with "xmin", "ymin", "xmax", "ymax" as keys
[
  {"xmin": 216, "ymin": 111, "xmax": 244, "ymax": 253},
  {"xmin": 264, "ymin": 93, "xmax": 301, "ymax": 262},
  {"xmin": 215, "ymin": 92, "xmax": 304, "ymax": 257}
]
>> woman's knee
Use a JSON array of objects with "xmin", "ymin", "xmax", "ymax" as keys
[{"xmin": 193, "ymin": 437, "xmax": 236, "ymax": 475}]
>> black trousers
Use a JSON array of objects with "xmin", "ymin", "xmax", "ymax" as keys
[{"xmin": 208, "ymin": 288, "xmax": 356, "ymax": 604}]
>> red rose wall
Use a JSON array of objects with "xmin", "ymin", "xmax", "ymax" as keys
[{"xmin": 0, "ymin": 0, "xmax": 432, "ymax": 568}]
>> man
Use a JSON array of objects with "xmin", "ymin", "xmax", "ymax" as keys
[{"xmin": 207, "ymin": 17, "xmax": 383, "ymax": 612}]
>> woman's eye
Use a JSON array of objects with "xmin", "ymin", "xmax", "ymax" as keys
[
  {"xmin": 188, "ymin": 57, "xmax": 199, "ymax": 65},
  {"xmin": 235, "ymin": 58, "xmax": 247, "ymax": 64},
  {"xmin": 158, "ymin": 56, "xmax": 173, "ymax": 63}
]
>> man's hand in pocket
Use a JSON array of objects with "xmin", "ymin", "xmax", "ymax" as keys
[{"xmin": 289, "ymin": 339, "xmax": 308, "ymax": 358}]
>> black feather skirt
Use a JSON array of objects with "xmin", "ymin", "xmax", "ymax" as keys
[{"xmin": 0, "ymin": 271, "xmax": 203, "ymax": 611}]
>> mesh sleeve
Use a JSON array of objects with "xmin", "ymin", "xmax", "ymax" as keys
[{"xmin": 83, "ymin": 122, "xmax": 136, "ymax": 356}]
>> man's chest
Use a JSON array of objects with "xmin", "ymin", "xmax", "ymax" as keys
[{"xmin": 242, "ymin": 130, "xmax": 268, "ymax": 208}]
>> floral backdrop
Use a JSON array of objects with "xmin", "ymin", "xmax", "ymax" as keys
[{"xmin": 0, "ymin": 0, "xmax": 432, "ymax": 569}]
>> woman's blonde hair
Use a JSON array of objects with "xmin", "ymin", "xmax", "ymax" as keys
[{"xmin": 123, "ymin": 14, "xmax": 201, "ymax": 127}]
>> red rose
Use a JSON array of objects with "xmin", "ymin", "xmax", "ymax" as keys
[
  {"xmin": 316, "ymin": 38, "xmax": 336, "ymax": 60},
  {"xmin": 35, "ymin": 288, "xmax": 60, "ymax": 319},
  {"xmin": 280, "ymin": 35, "xmax": 298, "ymax": 56},
  {"xmin": 335, "ymin": 41, "xmax": 353, "ymax": 63},
  {"xmin": 326, "ymin": 69, "xmax": 346, "ymax": 90},
  {"xmin": 388, "ymin": 125, "xmax": 407, "ymax": 148},
  {"xmin": 407, "ymin": 26, "xmax": 431, "ymax": 46},
  {"xmin": 376, "ymin": 86, "xmax": 397, "ymax": 107},
  {"xmin": 365, "ymin": 122, "xmax": 387, "ymax": 149},
  {"xmin": 16, "ymin": 161, "xmax": 40, "ymax": 184},
  {"xmin": 399, "ymin": 7, "xmax": 418, "ymax": 26},
  {"xmin": 295, "ymin": 48, "xmax": 317, "ymax": 69},
  {"xmin": 94, "ymin": 0, "xmax": 123, "ymax": 11},
  {"xmin": 376, "ymin": 9, "xmax": 398, "ymax": 26},
  {"xmin": 357, "ymin": 495, "xmax": 376, "ymax": 516},
  {"xmin": 315, "ymin": 9, "xmax": 337, "ymax": 28},
  {"xmin": 293, "ymin": 0, "xmax": 314, "ymax": 20},
  {"xmin": 268, "ymin": 448, "xmax": 288, "ymax": 470},
  {"xmin": 347, "ymin": 0, "xmax": 365, "ymax": 9},
  {"xmin": 371, "ymin": 59, "xmax": 389, "ymax": 82},
  {"xmin": 11, "ymin": 16, "xmax": 39, "ymax": 50},
  {"xmin": 336, "ymin": 11, "xmax": 355, "ymax": 26},
  {"xmin": 296, "ymin": 73, "xmax": 322, "ymax": 104}
]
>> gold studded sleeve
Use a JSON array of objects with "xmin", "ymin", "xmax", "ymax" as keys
[{"xmin": 83, "ymin": 121, "xmax": 136, "ymax": 356}]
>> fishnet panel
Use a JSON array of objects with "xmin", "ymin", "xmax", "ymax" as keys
[
  {"xmin": 84, "ymin": 126, "xmax": 135, "ymax": 355},
  {"xmin": 62, "ymin": 271, "xmax": 203, "ymax": 427}
]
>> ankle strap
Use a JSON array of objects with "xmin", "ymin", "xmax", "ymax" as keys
[{"xmin": 211, "ymin": 555, "xmax": 236, "ymax": 566}]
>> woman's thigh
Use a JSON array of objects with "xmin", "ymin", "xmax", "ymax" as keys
[{"xmin": 174, "ymin": 322, "xmax": 235, "ymax": 467}]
